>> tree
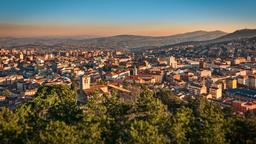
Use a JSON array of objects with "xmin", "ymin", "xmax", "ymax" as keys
[
  {"xmin": 34, "ymin": 120, "xmax": 79, "ymax": 144},
  {"xmin": 128, "ymin": 120, "xmax": 166, "ymax": 144},
  {"xmin": 134, "ymin": 90, "xmax": 170, "ymax": 126},
  {"xmin": 101, "ymin": 94, "xmax": 133, "ymax": 143},
  {"xmin": 79, "ymin": 93, "xmax": 133, "ymax": 143},
  {"xmin": 0, "ymin": 107, "xmax": 23, "ymax": 144},
  {"xmin": 1, "ymin": 84, "xmax": 255, "ymax": 143},
  {"xmin": 156, "ymin": 88, "xmax": 183, "ymax": 112},
  {"xmin": 31, "ymin": 85, "xmax": 82, "ymax": 124},
  {"xmin": 226, "ymin": 116, "xmax": 256, "ymax": 144},
  {"xmin": 170, "ymin": 107, "xmax": 193, "ymax": 144},
  {"xmin": 131, "ymin": 89, "xmax": 170, "ymax": 143},
  {"xmin": 190, "ymin": 97, "xmax": 226, "ymax": 144}
]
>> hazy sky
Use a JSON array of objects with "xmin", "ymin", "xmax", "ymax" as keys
[{"xmin": 0, "ymin": 0, "xmax": 256, "ymax": 37}]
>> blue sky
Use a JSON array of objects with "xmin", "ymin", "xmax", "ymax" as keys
[{"xmin": 0, "ymin": 0, "xmax": 256, "ymax": 36}]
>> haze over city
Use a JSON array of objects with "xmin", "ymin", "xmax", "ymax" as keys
[{"xmin": 1, "ymin": 0, "xmax": 256, "ymax": 37}]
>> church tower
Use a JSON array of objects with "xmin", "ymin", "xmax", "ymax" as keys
[
  {"xmin": 80, "ymin": 75, "xmax": 90, "ymax": 90},
  {"xmin": 169, "ymin": 56, "xmax": 177, "ymax": 69}
]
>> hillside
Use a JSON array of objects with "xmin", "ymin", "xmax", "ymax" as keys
[
  {"xmin": 0, "ymin": 30, "xmax": 226, "ymax": 49},
  {"xmin": 157, "ymin": 29, "xmax": 256, "ymax": 58},
  {"xmin": 77, "ymin": 30, "xmax": 226, "ymax": 49},
  {"xmin": 160, "ymin": 29, "xmax": 256, "ymax": 48},
  {"xmin": 211, "ymin": 29, "xmax": 256, "ymax": 43}
]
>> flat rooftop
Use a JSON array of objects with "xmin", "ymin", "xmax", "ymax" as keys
[{"xmin": 227, "ymin": 88, "xmax": 256, "ymax": 99}]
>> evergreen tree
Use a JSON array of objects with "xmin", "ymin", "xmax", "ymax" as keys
[
  {"xmin": 128, "ymin": 120, "xmax": 166, "ymax": 144},
  {"xmin": 190, "ymin": 97, "xmax": 226, "ymax": 144},
  {"xmin": 226, "ymin": 116, "xmax": 256, "ymax": 144},
  {"xmin": 170, "ymin": 107, "xmax": 193, "ymax": 144},
  {"xmin": 1, "ymin": 84, "xmax": 255, "ymax": 144},
  {"xmin": 34, "ymin": 120, "xmax": 79, "ymax": 144},
  {"xmin": 0, "ymin": 107, "xmax": 23, "ymax": 144}
]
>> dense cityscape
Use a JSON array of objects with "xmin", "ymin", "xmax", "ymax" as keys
[
  {"xmin": 1, "ymin": 29, "xmax": 256, "ymax": 113},
  {"xmin": 1, "ymin": 0, "xmax": 256, "ymax": 143}
]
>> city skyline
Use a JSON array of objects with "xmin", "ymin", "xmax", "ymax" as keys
[{"xmin": 0, "ymin": 0, "xmax": 256, "ymax": 37}]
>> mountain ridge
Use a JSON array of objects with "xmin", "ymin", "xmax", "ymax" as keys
[
  {"xmin": 0, "ymin": 30, "xmax": 232, "ymax": 49},
  {"xmin": 159, "ymin": 28, "xmax": 256, "ymax": 49},
  {"xmin": 212, "ymin": 28, "xmax": 256, "ymax": 42},
  {"xmin": 74, "ymin": 30, "xmax": 227, "ymax": 49},
  {"xmin": 103, "ymin": 30, "xmax": 226, "ymax": 39}
]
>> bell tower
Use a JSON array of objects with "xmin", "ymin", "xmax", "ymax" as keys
[{"xmin": 80, "ymin": 75, "xmax": 90, "ymax": 90}]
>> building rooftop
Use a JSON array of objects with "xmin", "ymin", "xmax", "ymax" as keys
[{"xmin": 227, "ymin": 88, "xmax": 256, "ymax": 99}]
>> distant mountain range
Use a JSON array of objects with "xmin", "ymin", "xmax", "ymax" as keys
[
  {"xmin": 157, "ymin": 29, "xmax": 256, "ymax": 58},
  {"xmin": 160, "ymin": 29, "xmax": 256, "ymax": 48},
  {"xmin": 209, "ymin": 29, "xmax": 256, "ymax": 43},
  {"xmin": 0, "ymin": 30, "xmax": 226, "ymax": 49},
  {"xmin": 76, "ymin": 30, "xmax": 227, "ymax": 49},
  {"xmin": 0, "ymin": 29, "xmax": 256, "ymax": 49}
]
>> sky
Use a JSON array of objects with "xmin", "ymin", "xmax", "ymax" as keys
[{"xmin": 0, "ymin": 0, "xmax": 256, "ymax": 37}]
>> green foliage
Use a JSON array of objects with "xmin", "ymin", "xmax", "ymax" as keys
[
  {"xmin": 32, "ymin": 85, "xmax": 82, "ymax": 123},
  {"xmin": 170, "ymin": 107, "xmax": 193, "ymax": 144},
  {"xmin": 226, "ymin": 116, "xmax": 256, "ymax": 144},
  {"xmin": 0, "ymin": 86, "xmax": 256, "ymax": 144},
  {"xmin": 0, "ymin": 108, "xmax": 23, "ymax": 144},
  {"xmin": 128, "ymin": 120, "xmax": 166, "ymax": 144},
  {"xmin": 156, "ymin": 88, "xmax": 183, "ymax": 112},
  {"xmin": 190, "ymin": 97, "xmax": 227, "ymax": 144},
  {"xmin": 135, "ymin": 90, "xmax": 170, "ymax": 123},
  {"xmin": 36, "ymin": 121, "xmax": 79, "ymax": 144}
]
